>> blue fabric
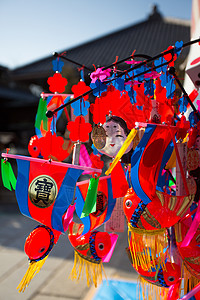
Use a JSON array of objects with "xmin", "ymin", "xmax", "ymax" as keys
[
  {"xmin": 80, "ymin": 69, "xmax": 84, "ymax": 81},
  {"xmin": 131, "ymin": 124, "xmax": 155, "ymax": 205},
  {"xmin": 90, "ymin": 80, "xmax": 107, "ymax": 96},
  {"xmin": 93, "ymin": 279, "xmax": 140, "ymax": 300},
  {"xmin": 174, "ymin": 41, "xmax": 183, "ymax": 56},
  {"xmin": 104, "ymin": 177, "xmax": 116, "ymax": 223},
  {"xmin": 52, "ymin": 58, "xmax": 64, "ymax": 72},
  {"xmin": 15, "ymin": 159, "xmax": 31, "ymax": 218},
  {"xmin": 91, "ymin": 145, "xmax": 101, "ymax": 155},
  {"xmin": 71, "ymin": 99, "xmax": 90, "ymax": 116},
  {"xmin": 125, "ymin": 169, "xmax": 131, "ymax": 188},
  {"xmin": 51, "ymin": 168, "xmax": 83, "ymax": 232}
]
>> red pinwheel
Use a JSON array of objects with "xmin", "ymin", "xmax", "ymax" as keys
[
  {"xmin": 71, "ymin": 81, "xmax": 90, "ymax": 100},
  {"xmin": 67, "ymin": 116, "xmax": 92, "ymax": 142},
  {"xmin": 47, "ymin": 73, "xmax": 68, "ymax": 93}
]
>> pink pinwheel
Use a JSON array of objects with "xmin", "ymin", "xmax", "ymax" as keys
[
  {"xmin": 144, "ymin": 71, "xmax": 160, "ymax": 79},
  {"xmin": 90, "ymin": 67, "xmax": 111, "ymax": 83},
  {"xmin": 125, "ymin": 80, "xmax": 141, "ymax": 86},
  {"xmin": 125, "ymin": 60, "xmax": 142, "ymax": 65}
]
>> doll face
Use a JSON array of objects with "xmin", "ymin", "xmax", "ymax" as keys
[{"xmin": 98, "ymin": 120, "xmax": 132, "ymax": 157}]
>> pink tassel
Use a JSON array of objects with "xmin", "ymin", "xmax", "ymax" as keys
[{"xmin": 79, "ymin": 144, "xmax": 92, "ymax": 174}]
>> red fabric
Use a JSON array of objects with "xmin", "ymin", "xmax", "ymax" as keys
[
  {"xmin": 176, "ymin": 115, "xmax": 190, "ymax": 140},
  {"xmin": 90, "ymin": 153, "xmax": 104, "ymax": 177},
  {"xmin": 28, "ymin": 161, "xmax": 68, "ymax": 229},
  {"xmin": 188, "ymin": 127, "xmax": 198, "ymax": 148},
  {"xmin": 155, "ymin": 78, "xmax": 167, "ymax": 104},
  {"xmin": 133, "ymin": 83, "xmax": 146, "ymax": 106},
  {"xmin": 158, "ymin": 101, "xmax": 174, "ymax": 124},
  {"xmin": 133, "ymin": 261, "xmax": 180, "ymax": 288},
  {"xmin": 111, "ymin": 162, "xmax": 129, "ymax": 198}
]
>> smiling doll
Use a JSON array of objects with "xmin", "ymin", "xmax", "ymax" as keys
[{"xmin": 96, "ymin": 116, "xmax": 133, "ymax": 163}]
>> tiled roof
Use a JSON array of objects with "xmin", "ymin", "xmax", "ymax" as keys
[{"xmin": 11, "ymin": 11, "xmax": 190, "ymax": 81}]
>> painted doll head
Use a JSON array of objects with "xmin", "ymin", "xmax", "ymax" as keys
[{"xmin": 98, "ymin": 116, "xmax": 133, "ymax": 161}]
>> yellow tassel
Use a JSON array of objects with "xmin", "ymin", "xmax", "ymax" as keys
[
  {"xmin": 17, "ymin": 256, "xmax": 48, "ymax": 293},
  {"xmin": 183, "ymin": 264, "xmax": 200, "ymax": 295},
  {"xmin": 128, "ymin": 224, "xmax": 168, "ymax": 271},
  {"xmin": 70, "ymin": 251, "xmax": 106, "ymax": 287},
  {"xmin": 138, "ymin": 276, "xmax": 168, "ymax": 300}
]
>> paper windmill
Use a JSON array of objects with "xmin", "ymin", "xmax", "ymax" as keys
[{"xmin": 90, "ymin": 67, "xmax": 111, "ymax": 83}]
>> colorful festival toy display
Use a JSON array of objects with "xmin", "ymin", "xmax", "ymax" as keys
[{"xmin": 2, "ymin": 38, "xmax": 200, "ymax": 299}]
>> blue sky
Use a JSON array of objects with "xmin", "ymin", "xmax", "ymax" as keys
[{"xmin": 0, "ymin": 0, "xmax": 192, "ymax": 69}]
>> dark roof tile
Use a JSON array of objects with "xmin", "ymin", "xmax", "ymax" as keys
[{"xmin": 10, "ymin": 16, "xmax": 190, "ymax": 81}]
